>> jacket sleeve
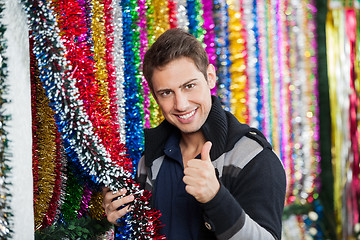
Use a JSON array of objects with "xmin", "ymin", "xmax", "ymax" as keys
[{"xmin": 200, "ymin": 147, "xmax": 286, "ymax": 240}]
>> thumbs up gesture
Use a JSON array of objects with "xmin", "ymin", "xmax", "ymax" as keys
[{"xmin": 183, "ymin": 141, "xmax": 220, "ymax": 203}]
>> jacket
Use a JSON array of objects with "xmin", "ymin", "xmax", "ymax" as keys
[{"xmin": 137, "ymin": 96, "xmax": 286, "ymax": 239}]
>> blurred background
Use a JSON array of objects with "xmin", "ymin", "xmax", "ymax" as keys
[{"xmin": 0, "ymin": 0, "xmax": 358, "ymax": 239}]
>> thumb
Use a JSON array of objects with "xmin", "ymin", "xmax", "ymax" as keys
[{"xmin": 201, "ymin": 141, "xmax": 212, "ymax": 161}]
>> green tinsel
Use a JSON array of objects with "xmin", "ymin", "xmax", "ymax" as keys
[
  {"xmin": 0, "ymin": 0, "xmax": 12, "ymax": 239},
  {"xmin": 35, "ymin": 217, "xmax": 112, "ymax": 240}
]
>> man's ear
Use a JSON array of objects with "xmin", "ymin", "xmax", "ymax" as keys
[{"xmin": 207, "ymin": 64, "xmax": 216, "ymax": 89}]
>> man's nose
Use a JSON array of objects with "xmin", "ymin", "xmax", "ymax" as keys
[{"xmin": 174, "ymin": 93, "xmax": 189, "ymax": 111}]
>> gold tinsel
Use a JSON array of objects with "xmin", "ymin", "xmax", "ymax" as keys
[
  {"xmin": 227, "ymin": 2, "xmax": 249, "ymax": 124},
  {"xmin": 146, "ymin": 0, "xmax": 170, "ymax": 127},
  {"xmin": 33, "ymin": 70, "xmax": 58, "ymax": 230},
  {"xmin": 91, "ymin": 0, "xmax": 111, "ymax": 107},
  {"xmin": 87, "ymin": 190, "xmax": 106, "ymax": 220}
]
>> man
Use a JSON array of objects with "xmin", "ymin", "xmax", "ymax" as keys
[{"xmin": 103, "ymin": 28, "xmax": 286, "ymax": 239}]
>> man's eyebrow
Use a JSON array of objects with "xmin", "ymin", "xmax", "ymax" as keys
[
  {"xmin": 180, "ymin": 79, "xmax": 197, "ymax": 88},
  {"xmin": 156, "ymin": 79, "xmax": 198, "ymax": 94},
  {"xmin": 156, "ymin": 88, "xmax": 172, "ymax": 94}
]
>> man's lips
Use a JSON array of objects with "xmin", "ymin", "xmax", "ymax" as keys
[{"xmin": 177, "ymin": 109, "xmax": 196, "ymax": 120}]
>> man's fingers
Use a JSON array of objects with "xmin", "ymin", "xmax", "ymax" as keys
[
  {"xmin": 107, "ymin": 204, "xmax": 133, "ymax": 225},
  {"xmin": 201, "ymin": 141, "xmax": 212, "ymax": 161},
  {"xmin": 102, "ymin": 188, "xmax": 127, "ymax": 208},
  {"xmin": 104, "ymin": 194, "xmax": 135, "ymax": 225}
]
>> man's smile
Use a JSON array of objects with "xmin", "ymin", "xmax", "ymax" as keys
[{"xmin": 177, "ymin": 109, "xmax": 197, "ymax": 120}]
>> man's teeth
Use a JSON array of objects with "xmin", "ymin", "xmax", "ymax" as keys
[{"xmin": 178, "ymin": 110, "xmax": 195, "ymax": 119}]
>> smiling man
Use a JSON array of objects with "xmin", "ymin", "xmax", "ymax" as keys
[{"xmin": 102, "ymin": 28, "xmax": 286, "ymax": 240}]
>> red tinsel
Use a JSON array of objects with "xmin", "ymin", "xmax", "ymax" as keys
[
  {"xmin": 30, "ymin": 37, "xmax": 39, "ymax": 205},
  {"xmin": 42, "ymin": 128, "xmax": 63, "ymax": 226},
  {"xmin": 52, "ymin": 0, "xmax": 132, "ymax": 171},
  {"xmin": 168, "ymin": 0, "xmax": 178, "ymax": 29}
]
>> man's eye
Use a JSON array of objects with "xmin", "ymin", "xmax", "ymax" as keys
[
  {"xmin": 185, "ymin": 83, "xmax": 195, "ymax": 89},
  {"xmin": 160, "ymin": 91, "xmax": 171, "ymax": 96}
]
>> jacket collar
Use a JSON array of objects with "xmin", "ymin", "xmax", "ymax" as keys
[{"xmin": 144, "ymin": 96, "xmax": 248, "ymax": 166}]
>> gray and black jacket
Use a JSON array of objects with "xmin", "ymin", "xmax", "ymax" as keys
[{"xmin": 137, "ymin": 96, "xmax": 286, "ymax": 240}]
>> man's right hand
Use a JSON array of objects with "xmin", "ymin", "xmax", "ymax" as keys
[{"xmin": 102, "ymin": 187, "xmax": 135, "ymax": 225}]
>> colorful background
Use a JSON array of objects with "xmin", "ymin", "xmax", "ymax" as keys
[{"xmin": 0, "ymin": 0, "xmax": 359, "ymax": 239}]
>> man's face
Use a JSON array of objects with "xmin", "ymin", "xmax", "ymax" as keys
[{"xmin": 151, "ymin": 57, "xmax": 216, "ymax": 134}]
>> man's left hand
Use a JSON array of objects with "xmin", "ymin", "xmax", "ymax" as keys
[{"xmin": 183, "ymin": 141, "xmax": 220, "ymax": 203}]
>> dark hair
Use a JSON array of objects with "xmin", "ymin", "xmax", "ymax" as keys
[{"xmin": 143, "ymin": 28, "xmax": 209, "ymax": 91}]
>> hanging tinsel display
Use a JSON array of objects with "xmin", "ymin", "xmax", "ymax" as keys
[
  {"xmin": 201, "ymin": 0, "xmax": 217, "ymax": 95},
  {"xmin": 21, "ymin": 0, "xmax": 326, "ymax": 238},
  {"xmin": 186, "ymin": 0, "xmax": 205, "ymax": 41},
  {"xmin": 145, "ymin": 0, "xmax": 169, "ymax": 127},
  {"xmin": 240, "ymin": 0, "xmax": 262, "ymax": 130},
  {"xmin": 175, "ymin": 0, "xmax": 189, "ymax": 30},
  {"xmin": 0, "ymin": 1, "xmax": 11, "ymax": 238},
  {"xmin": 30, "ymin": 42, "xmax": 65, "ymax": 229},
  {"xmin": 22, "ymin": 0, "xmax": 163, "ymax": 239},
  {"xmin": 112, "ymin": 0, "xmax": 126, "ymax": 143},
  {"xmin": 236, "ymin": 0, "xmax": 322, "ymax": 239},
  {"xmin": 120, "ymin": 0, "xmax": 145, "ymax": 175},
  {"xmin": 227, "ymin": 1, "xmax": 248, "ymax": 123},
  {"xmin": 138, "ymin": 0, "xmax": 151, "ymax": 129},
  {"xmin": 213, "ymin": 0, "xmax": 232, "ymax": 111},
  {"xmin": 326, "ymin": 2, "xmax": 360, "ymax": 239}
]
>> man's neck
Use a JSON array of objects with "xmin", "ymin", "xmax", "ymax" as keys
[{"xmin": 179, "ymin": 131, "xmax": 206, "ymax": 163}]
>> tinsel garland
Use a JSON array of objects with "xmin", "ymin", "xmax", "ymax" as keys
[
  {"xmin": 278, "ymin": 0, "xmax": 293, "ymax": 201},
  {"xmin": 168, "ymin": 0, "xmax": 177, "ymax": 28},
  {"xmin": 22, "ymin": 0, "xmax": 326, "ymax": 238},
  {"xmin": 144, "ymin": 0, "xmax": 159, "ymax": 129},
  {"xmin": 327, "ymin": 5, "xmax": 359, "ymax": 238},
  {"xmin": 43, "ymin": 129, "xmax": 65, "ymax": 225},
  {"xmin": 146, "ymin": 0, "xmax": 169, "ymax": 126},
  {"xmin": 246, "ymin": 0, "xmax": 264, "ymax": 130},
  {"xmin": 186, "ymin": 0, "xmax": 205, "ymax": 41},
  {"xmin": 138, "ymin": 0, "xmax": 151, "ymax": 129},
  {"xmin": 258, "ymin": 0, "xmax": 270, "ymax": 140},
  {"xmin": 213, "ymin": 0, "xmax": 231, "ymax": 111},
  {"xmin": 120, "ymin": 0, "xmax": 144, "ymax": 174},
  {"xmin": 201, "ymin": 0, "xmax": 217, "ymax": 95},
  {"xmin": 346, "ymin": 8, "xmax": 360, "ymax": 228},
  {"xmin": 30, "ymin": 38, "xmax": 39, "ymax": 215},
  {"xmin": 51, "ymin": 0, "xmax": 132, "ymax": 224},
  {"xmin": 91, "ymin": 0, "xmax": 109, "ymax": 104},
  {"xmin": 282, "ymin": 0, "xmax": 321, "ymax": 214},
  {"xmin": 0, "ymin": 1, "xmax": 11, "ymax": 237},
  {"xmin": 121, "ymin": 0, "xmax": 165, "ymax": 237},
  {"xmin": 52, "ymin": 0, "xmax": 132, "ymax": 172},
  {"xmin": 60, "ymin": 168, "xmax": 84, "ymax": 222},
  {"xmin": 50, "ymin": 0, "xmax": 106, "ymax": 223},
  {"xmin": 31, "ymin": 52, "xmax": 59, "ymax": 229},
  {"xmin": 77, "ymin": 181, "xmax": 93, "ymax": 219},
  {"xmin": 303, "ymin": 0, "xmax": 321, "ymax": 206},
  {"xmin": 275, "ymin": 0, "xmax": 286, "ymax": 160},
  {"xmin": 22, "ymin": 0, "xmax": 163, "ymax": 239},
  {"xmin": 266, "ymin": 0, "xmax": 280, "ymax": 154},
  {"xmin": 103, "ymin": 0, "xmax": 128, "ymax": 162},
  {"xmin": 272, "ymin": 0, "xmax": 284, "ymax": 156},
  {"xmin": 30, "ymin": 51, "xmax": 66, "ymax": 228},
  {"xmin": 282, "ymin": 0, "xmax": 321, "ymax": 238},
  {"xmin": 227, "ymin": 2, "xmax": 248, "ymax": 123},
  {"xmin": 112, "ymin": 0, "xmax": 126, "ymax": 143},
  {"xmin": 354, "ymin": 7, "xmax": 360, "ymax": 231},
  {"xmin": 283, "ymin": 0, "xmax": 297, "ymax": 204},
  {"xmin": 294, "ymin": 0, "xmax": 320, "ymax": 207},
  {"xmin": 239, "ymin": 0, "xmax": 255, "ymax": 127},
  {"xmin": 175, "ymin": 0, "xmax": 189, "ymax": 30}
]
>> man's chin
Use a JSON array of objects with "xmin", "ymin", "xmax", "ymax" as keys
[{"xmin": 177, "ymin": 126, "xmax": 202, "ymax": 135}]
